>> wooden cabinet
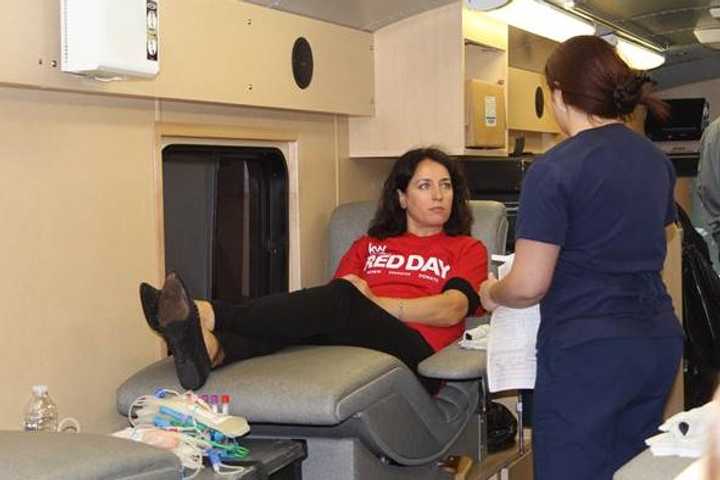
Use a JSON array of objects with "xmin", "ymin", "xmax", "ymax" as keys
[
  {"xmin": 348, "ymin": 3, "xmax": 562, "ymax": 158},
  {"xmin": 507, "ymin": 68, "xmax": 559, "ymax": 134}
]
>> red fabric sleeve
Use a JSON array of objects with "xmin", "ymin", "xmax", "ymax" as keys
[{"xmin": 333, "ymin": 236, "xmax": 369, "ymax": 278}]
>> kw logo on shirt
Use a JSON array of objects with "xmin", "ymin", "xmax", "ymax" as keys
[{"xmin": 365, "ymin": 243, "xmax": 451, "ymax": 279}]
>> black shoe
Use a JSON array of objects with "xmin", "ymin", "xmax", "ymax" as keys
[
  {"xmin": 157, "ymin": 272, "xmax": 211, "ymax": 390},
  {"xmin": 139, "ymin": 282, "xmax": 161, "ymax": 332}
]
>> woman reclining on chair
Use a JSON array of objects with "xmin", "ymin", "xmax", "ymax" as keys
[{"xmin": 140, "ymin": 147, "xmax": 488, "ymax": 393}]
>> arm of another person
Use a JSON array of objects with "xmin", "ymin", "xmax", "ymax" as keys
[
  {"xmin": 343, "ymin": 240, "xmax": 488, "ymax": 327},
  {"xmin": 479, "ymin": 239, "xmax": 559, "ymax": 310},
  {"xmin": 697, "ymin": 121, "xmax": 720, "ymax": 235}
]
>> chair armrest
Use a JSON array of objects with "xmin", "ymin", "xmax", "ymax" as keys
[
  {"xmin": 418, "ymin": 315, "xmax": 490, "ymax": 380},
  {"xmin": 418, "ymin": 341, "xmax": 487, "ymax": 380},
  {"xmin": 465, "ymin": 315, "xmax": 490, "ymax": 328}
]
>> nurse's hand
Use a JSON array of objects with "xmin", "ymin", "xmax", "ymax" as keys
[{"xmin": 479, "ymin": 274, "xmax": 500, "ymax": 312}]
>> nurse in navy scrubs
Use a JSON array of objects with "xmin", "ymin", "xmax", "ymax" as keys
[{"xmin": 478, "ymin": 36, "xmax": 683, "ymax": 480}]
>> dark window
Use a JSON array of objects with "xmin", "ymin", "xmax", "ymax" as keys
[{"xmin": 162, "ymin": 145, "xmax": 288, "ymax": 302}]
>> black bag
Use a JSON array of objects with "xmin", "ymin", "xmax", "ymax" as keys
[
  {"xmin": 676, "ymin": 204, "xmax": 720, "ymax": 407},
  {"xmin": 486, "ymin": 401, "xmax": 517, "ymax": 453}
]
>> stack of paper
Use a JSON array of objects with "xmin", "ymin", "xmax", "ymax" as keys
[{"xmin": 486, "ymin": 254, "xmax": 541, "ymax": 393}]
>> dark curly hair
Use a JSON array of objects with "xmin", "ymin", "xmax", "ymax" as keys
[{"xmin": 368, "ymin": 147, "xmax": 473, "ymax": 239}]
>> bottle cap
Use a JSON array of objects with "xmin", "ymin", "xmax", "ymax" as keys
[{"xmin": 32, "ymin": 385, "xmax": 48, "ymax": 396}]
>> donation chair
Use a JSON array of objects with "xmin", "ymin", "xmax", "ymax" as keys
[{"xmin": 117, "ymin": 200, "xmax": 508, "ymax": 480}]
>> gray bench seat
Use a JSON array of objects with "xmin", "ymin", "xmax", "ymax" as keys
[{"xmin": 0, "ymin": 431, "xmax": 180, "ymax": 480}]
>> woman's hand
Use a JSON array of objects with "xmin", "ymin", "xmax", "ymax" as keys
[
  {"xmin": 341, "ymin": 274, "xmax": 377, "ymax": 301},
  {"xmin": 479, "ymin": 273, "xmax": 500, "ymax": 312}
]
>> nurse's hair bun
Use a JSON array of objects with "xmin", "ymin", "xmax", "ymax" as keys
[
  {"xmin": 544, "ymin": 36, "xmax": 668, "ymax": 121},
  {"xmin": 612, "ymin": 73, "xmax": 654, "ymax": 116}
]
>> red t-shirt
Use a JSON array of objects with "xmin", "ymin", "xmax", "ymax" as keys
[{"xmin": 334, "ymin": 232, "xmax": 488, "ymax": 351}]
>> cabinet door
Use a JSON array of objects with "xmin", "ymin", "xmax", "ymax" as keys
[{"xmin": 507, "ymin": 68, "xmax": 560, "ymax": 134}]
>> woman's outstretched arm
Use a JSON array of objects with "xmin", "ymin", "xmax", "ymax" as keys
[{"xmin": 341, "ymin": 274, "xmax": 472, "ymax": 327}]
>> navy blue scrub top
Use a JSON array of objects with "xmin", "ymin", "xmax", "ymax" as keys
[{"xmin": 516, "ymin": 123, "xmax": 683, "ymax": 348}]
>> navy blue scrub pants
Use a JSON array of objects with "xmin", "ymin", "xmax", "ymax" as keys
[{"xmin": 532, "ymin": 334, "xmax": 683, "ymax": 480}]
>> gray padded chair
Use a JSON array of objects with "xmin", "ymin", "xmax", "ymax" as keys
[{"xmin": 117, "ymin": 200, "xmax": 507, "ymax": 480}]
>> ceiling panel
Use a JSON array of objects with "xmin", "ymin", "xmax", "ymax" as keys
[
  {"xmin": 243, "ymin": 0, "xmax": 457, "ymax": 31},
  {"xmin": 578, "ymin": 0, "xmax": 711, "ymax": 18},
  {"xmin": 569, "ymin": 1, "xmax": 719, "ymax": 46},
  {"xmin": 563, "ymin": 0, "xmax": 720, "ymax": 84}
]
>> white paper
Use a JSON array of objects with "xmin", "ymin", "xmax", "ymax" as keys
[
  {"xmin": 484, "ymin": 96, "xmax": 497, "ymax": 127},
  {"xmin": 486, "ymin": 254, "xmax": 541, "ymax": 393}
]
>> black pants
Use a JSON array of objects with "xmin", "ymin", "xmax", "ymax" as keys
[{"xmin": 210, "ymin": 279, "xmax": 440, "ymax": 393}]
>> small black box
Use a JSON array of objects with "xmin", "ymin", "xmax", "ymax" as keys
[
  {"xmin": 198, "ymin": 439, "xmax": 306, "ymax": 480},
  {"xmin": 237, "ymin": 439, "xmax": 306, "ymax": 480}
]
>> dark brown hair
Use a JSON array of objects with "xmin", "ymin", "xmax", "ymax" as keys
[
  {"xmin": 544, "ymin": 35, "xmax": 668, "ymax": 121},
  {"xmin": 368, "ymin": 148, "xmax": 472, "ymax": 239}
]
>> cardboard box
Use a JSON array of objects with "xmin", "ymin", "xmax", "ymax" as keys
[{"xmin": 466, "ymin": 79, "xmax": 507, "ymax": 148}]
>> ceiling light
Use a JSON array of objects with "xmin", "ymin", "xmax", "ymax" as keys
[
  {"xmin": 695, "ymin": 27, "xmax": 720, "ymax": 47},
  {"xmin": 464, "ymin": 0, "xmax": 511, "ymax": 11},
  {"xmin": 486, "ymin": 0, "xmax": 595, "ymax": 43},
  {"xmin": 710, "ymin": 7, "xmax": 720, "ymax": 18},
  {"xmin": 602, "ymin": 34, "xmax": 666, "ymax": 70}
]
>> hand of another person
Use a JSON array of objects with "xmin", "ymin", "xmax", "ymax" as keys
[
  {"xmin": 479, "ymin": 273, "xmax": 500, "ymax": 312},
  {"xmin": 341, "ymin": 274, "xmax": 376, "ymax": 301}
]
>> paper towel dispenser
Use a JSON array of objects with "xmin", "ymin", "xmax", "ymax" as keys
[{"xmin": 61, "ymin": 0, "xmax": 159, "ymax": 78}]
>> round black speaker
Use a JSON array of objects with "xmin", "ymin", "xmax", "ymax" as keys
[
  {"xmin": 292, "ymin": 37, "xmax": 313, "ymax": 90},
  {"xmin": 535, "ymin": 87, "xmax": 544, "ymax": 118}
]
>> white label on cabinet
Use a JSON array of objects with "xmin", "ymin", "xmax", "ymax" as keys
[{"xmin": 485, "ymin": 96, "xmax": 497, "ymax": 127}]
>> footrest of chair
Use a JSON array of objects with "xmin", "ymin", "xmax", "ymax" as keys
[{"xmin": 118, "ymin": 345, "xmax": 430, "ymax": 425}]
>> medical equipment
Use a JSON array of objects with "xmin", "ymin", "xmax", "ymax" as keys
[{"xmin": 119, "ymin": 388, "xmax": 250, "ymax": 479}]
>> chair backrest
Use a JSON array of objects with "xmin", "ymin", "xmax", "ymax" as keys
[{"xmin": 327, "ymin": 200, "xmax": 508, "ymax": 278}]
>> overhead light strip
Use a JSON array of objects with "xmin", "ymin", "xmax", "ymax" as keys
[
  {"xmin": 565, "ymin": 3, "xmax": 666, "ymax": 52},
  {"xmin": 465, "ymin": 0, "xmax": 666, "ymax": 70},
  {"xmin": 601, "ymin": 33, "xmax": 666, "ymax": 70},
  {"xmin": 485, "ymin": 0, "xmax": 596, "ymax": 43}
]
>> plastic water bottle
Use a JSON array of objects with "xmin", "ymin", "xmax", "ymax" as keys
[{"xmin": 23, "ymin": 385, "xmax": 58, "ymax": 432}]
